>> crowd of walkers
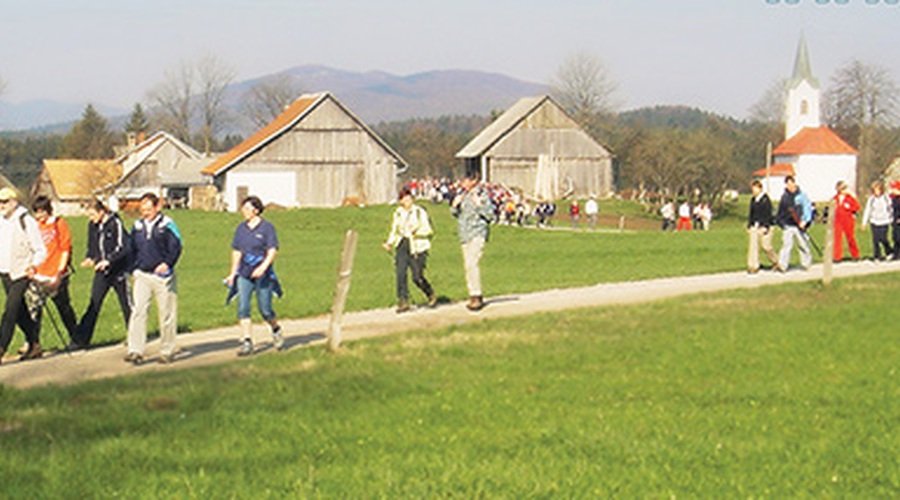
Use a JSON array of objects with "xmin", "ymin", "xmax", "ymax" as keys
[{"xmin": 746, "ymin": 175, "xmax": 900, "ymax": 275}]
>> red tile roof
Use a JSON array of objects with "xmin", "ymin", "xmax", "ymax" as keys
[
  {"xmin": 201, "ymin": 94, "xmax": 322, "ymax": 176},
  {"xmin": 773, "ymin": 126, "xmax": 857, "ymax": 156},
  {"xmin": 752, "ymin": 163, "xmax": 795, "ymax": 177}
]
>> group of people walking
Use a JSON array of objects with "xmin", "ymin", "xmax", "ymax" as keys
[
  {"xmin": 747, "ymin": 175, "xmax": 900, "ymax": 274},
  {"xmin": 0, "ymin": 172, "xmax": 497, "ymax": 366}
]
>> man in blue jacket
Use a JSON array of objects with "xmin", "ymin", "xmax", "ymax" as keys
[
  {"xmin": 776, "ymin": 176, "xmax": 814, "ymax": 272},
  {"xmin": 124, "ymin": 193, "xmax": 182, "ymax": 364}
]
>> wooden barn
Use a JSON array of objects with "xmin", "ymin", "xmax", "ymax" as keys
[
  {"xmin": 456, "ymin": 95, "xmax": 614, "ymax": 200},
  {"xmin": 30, "ymin": 160, "xmax": 122, "ymax": 215},
  {"xmin": 104, "ymin": 131, "xmax": 215, "ymax": 210},
  {"xmin": 201, "ymin": 92, "xmax": 406, "ymax": 210}
]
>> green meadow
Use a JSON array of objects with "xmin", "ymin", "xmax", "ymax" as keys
[{"xmin": 1, "ymin": 199, "xmax": 897, "ymax": 496}]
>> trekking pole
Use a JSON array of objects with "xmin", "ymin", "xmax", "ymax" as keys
[
  {"xmin": 42, "ymin": 302, "xmax": 72, "ymax": 356},
  {"xmin": 802, "ymin": 230, "xmax": 823, "ymax": 257}
]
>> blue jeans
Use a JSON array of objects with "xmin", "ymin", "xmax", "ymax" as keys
[{"xmin": 237, "ymin": 275, "xmax": 276, "ymax": 321}]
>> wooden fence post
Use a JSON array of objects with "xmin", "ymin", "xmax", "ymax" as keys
[
  {"xmin": 823, "ymin": 199, "xmax": 836, "ymax": 286},
  {"xmin": 328, "ymin": 229, "xmax": 359, "ymax": 351},
  {"xmin": 618, "ymin": 215, "xmax": 625, "ymax": 232}
]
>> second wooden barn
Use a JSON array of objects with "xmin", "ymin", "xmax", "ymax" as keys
[
  {"xmin": 457, "ymin": 95, "xmax": 614, "ymax": 200},
  {"xmin": 202, "ymin": 92, "xmax": 407, "ymax": 210}
]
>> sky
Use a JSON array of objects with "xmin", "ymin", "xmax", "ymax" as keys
[{"xmin": 1, "ymin": 0, "xmax": 899, "ymax": 119}]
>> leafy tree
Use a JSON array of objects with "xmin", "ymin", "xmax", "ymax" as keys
[
  {"xmin": 62, "ymin": 104, "xmax": 115, "ymax": 159},
  {"xmin": 125, "ymin": 103, "xmax": 150, "ymax": 136},
  {"xmin": 242, "ymin": 73, "xmax": 303, "ymax": 128}
]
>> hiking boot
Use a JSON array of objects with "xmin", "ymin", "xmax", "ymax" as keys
[
  {"xmin": 466, "ymin": 295, "xmax": 484, "ymax": 311},
  {"xmin": 19, "ymin": 343, "xmax": 42, "ymax": 361},
  {"xmin": 17, "ymin": 342, "xmax": 29, "ymax": 355},
  {"xmin": 427, "ymin": 293, "xmax": 438, "ymax": 308},
  {"xmin": 272, "ymin": 326, "xmax": 285, "ymax": 351},
  {"xmin": 157, "ymin": 353, "xmax": 175, "ymax": 364},
  {"xmin": 396, "ymin": 300, "xmax": 411, "ymax": 313},
  {"xmin": 0, "ymin": 348, "xmax": 4, "ymax": 365},
  {"xmin": 237, "ymin": 339, "xmax": 254, "ymax": 357},
  {"xmin": 124, "ymin": 352, "xmax": 144, "ymax": 365}
]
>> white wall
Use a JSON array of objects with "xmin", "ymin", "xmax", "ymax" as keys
[
  {"xmin": 795, "ymin": 154, "xmax": 857, "ymax": 203},
  {"xmin": 224, "ymin": 171, "xmax": 297, "ymax": 211}
]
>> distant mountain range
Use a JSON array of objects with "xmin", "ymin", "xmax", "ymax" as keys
[{"xmin": 0, "ymin": 65, "xmax": 547, "ymax": 134}]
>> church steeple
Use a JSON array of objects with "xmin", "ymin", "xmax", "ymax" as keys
[
  {"xmin": 788, "ymin": 34, "xmax": 819, "ymax": 90},
  {"xmin": 784, "ymin": 34, "xmax": 821, "ymax": 139}
]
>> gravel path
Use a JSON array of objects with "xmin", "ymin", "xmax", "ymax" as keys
[{"xmin": 2, "ymin": 260, "xmax": 897, "ymax": 389}]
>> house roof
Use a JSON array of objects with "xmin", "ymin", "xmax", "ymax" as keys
[
  {"xmin": 42, "ymin": 160, "xmax": 122, "ymax": 199},
  {"xmin": 773, "ymin": 126, "xmax": 857, "ymax": 156},
  {"xmin": 116, "ymin": 131, "xmax": 202, "ymax": 179},
  {"xmin": 201, "ymin": 92, "xmax": 406, "ymax": 177},
  {"xmin": 456, "ymin": 95, "xmax": 549, "ymax": 158},
  {"xmin": 752, "ymin": 163, "xmax": 795, "ymax": 177}
]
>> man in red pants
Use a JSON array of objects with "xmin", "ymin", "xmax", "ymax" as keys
[{"xmin": 833, "ymin": 180, "xmax": 860, "ymax": 262}]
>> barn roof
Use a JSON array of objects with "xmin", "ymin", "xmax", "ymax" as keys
[
  {"xmin": 116, "ymin": 131, "xmax": 202, "ymax": 179},
  {"xmin": 201, "ymin": 92, "xmax": 406, "ymax": 177},
  {"xmin": 773, "ymin": 126, "xmax": 857, "ymax": 156},
  {"xmin": 752, "ymin": 163, "xmax": 795, "ymax": 177},
  {"xmin": 456, "ymin": 95, "xmax": 548, "ymax": 158},
  {"xmin": 41, "ymin": 159, "xmax": 122, "ymax": 199}
]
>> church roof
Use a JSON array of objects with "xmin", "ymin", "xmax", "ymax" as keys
[
  {"xmin": 752, "ymin": 163, "xmax": 795, "ymax": 177},
  {"xmin": 787, "ymin": 34, "xmax": 820, "ymax": 90},
  {"xmin": 773, "ymin": 126, "xmax": 856, "ymax": 156}
]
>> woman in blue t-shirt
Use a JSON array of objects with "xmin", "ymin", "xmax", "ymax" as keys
[{"xmin": 225, "ymin": 196, "xmax": 283, "ymax": 356}]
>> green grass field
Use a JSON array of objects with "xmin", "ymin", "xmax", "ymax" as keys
[
  {"xmin": 0, "ymin": 271, "xmax": 897, "ymax": 496},
  {"xmin": 1, "ymin": 199, "xmax": 896, "ymax": 496}
]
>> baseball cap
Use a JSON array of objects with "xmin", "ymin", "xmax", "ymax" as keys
[{"xmin": 0, "ymin": 187, "xmax": 18, "ymax": 202}]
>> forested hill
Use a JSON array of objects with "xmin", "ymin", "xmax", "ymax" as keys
[{"xmin": 618, "ymin": 105, "xmax": 744, "ymax": 129}]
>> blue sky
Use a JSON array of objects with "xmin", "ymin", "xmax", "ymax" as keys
[{"xmin": 1, "ymin": 0, "xmax": 898, "ymax": 118}]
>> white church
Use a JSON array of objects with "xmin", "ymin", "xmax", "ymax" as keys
[{"xmin": 755, "ymin": 36, "xmax": 858, "ymax": 203}]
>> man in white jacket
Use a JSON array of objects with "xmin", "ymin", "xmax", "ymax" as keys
[{"xmin": 0, "ymin": 187, "xmax": 47, "ymax": 362}]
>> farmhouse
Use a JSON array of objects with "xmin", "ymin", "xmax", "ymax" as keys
[
  {"xmin": 104, "ymin": 131, "xmax": 216, "ymax": 210},
  {"xmin": 30, "ymin": 159, "xmax": 122, "ymax": 216},
  {"xmin": 456, "ymin": 95, "xmax": 614, "ymax": 200},
  {"xmin": 201, "ymin": 92, "xmax": 406, "ymax": 210},
  {"xmin": 758, "ymin": 36, "xmax": 857, "ymax": 202}
]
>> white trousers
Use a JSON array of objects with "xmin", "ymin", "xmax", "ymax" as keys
[
  {"xmin": 461, "ymin": 237, "xmax": 485, "ymax": 297},
  {"xmin": 127, "ymin": 270, "xmax": 178, "ymax": 356},
  {"xmin": 779, "ymin": 226, "xmax": 812, "ymax": 270}
]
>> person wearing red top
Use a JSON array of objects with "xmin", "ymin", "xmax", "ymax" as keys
[
  {"xmin": 31, "ymin": 195, "xmax": 78, "ymax": 345},
  {"xmin": 833, "ymin": 180, "xmax": 861, "ymax": 262}
]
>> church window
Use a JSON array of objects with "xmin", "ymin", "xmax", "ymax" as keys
[{"xmin": 800, "ymin": 100, "xmax": 809, "ymax": 115}]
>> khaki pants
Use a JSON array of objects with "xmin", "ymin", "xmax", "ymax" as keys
[
  {"xmin": 127, "ymin": 270, "xmax": 178, "ymax": 357},
  {"xmin": 747, "ymin": 226, "xmax": 778, "ymax": 271},
  {"xmin": 461, "ymin": 237, "xmax": 485, "ymax": 297}
]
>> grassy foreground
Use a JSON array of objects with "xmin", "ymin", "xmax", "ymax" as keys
[{"xmin": 0, "ymin": 272, "xmax": 898, "ymax": 496}]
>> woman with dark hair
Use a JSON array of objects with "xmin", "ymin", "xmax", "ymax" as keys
[
  {"xmin": 225, "ymin": 195, "xmax": 283, "ymax": 356},
  {"xmin": 72, "ymin": 198, "xmax": 132, "ymax": 349},
  {"xmin": 383, "ymin": 186, "xmax": 436, "ymax": 312}
]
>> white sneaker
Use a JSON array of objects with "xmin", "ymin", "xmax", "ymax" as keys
[
  {"xmin": 237, "ymin": 339, "xmax": 253, "ymax": 357},
  {"xmin": 272, "ymin": 326, "xmax": 285, "ymax": 351}
]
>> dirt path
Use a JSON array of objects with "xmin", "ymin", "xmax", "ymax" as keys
[{"xmin": 2, "ymin": 260, "xmax": 898, "ymax": 389}]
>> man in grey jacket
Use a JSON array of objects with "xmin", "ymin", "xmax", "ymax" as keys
[
  {"xmin": 451, "ymin": 175, "xmax": 496, "ymax": 311},
  {"xmin": 0, "ymin": 187, "xmax": 47, "ymax": 362}
]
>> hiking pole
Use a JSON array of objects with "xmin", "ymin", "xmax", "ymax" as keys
[
  {"xmin": 42, "ymin": 303, "xmax": 72, "ymax": 356},
  {"xmin": 802, "ymin": 229, "xmax": 823, "ymax": 257}
]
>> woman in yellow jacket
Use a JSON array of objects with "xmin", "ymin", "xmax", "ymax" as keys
[{"xmin": 383, "ymin": 187, "xmax": 437, "ymax": 313}]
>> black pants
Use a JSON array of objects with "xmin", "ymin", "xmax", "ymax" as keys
[
  {"xmin": 35, "ymin": 275, "xmax": 79, "ymax": 341},
  {"xmin": 892, "ymin": 223, "xmax": 900, "ymax": 259},
  {"xmin": 871, "ymin": 224, "xmax": 892, "ymax": 260},
  {"xmin": 74, "ymin": 271, "xmax": 131, "ymax": 346},
  {"xmin": 0, "ymin": 273, "xmax": 40, "ymax": 352},
  {"xmin": 395, "ymin": 240, "xmax": 433, "ymax": 302}
]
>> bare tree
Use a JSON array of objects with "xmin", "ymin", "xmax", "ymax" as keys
[
  {"xmin": 824, "ymin": 59, "xmax": 900, "ymax": 183},
  {"xmin": 748, "ymin": 78, "xmax": 787, "ymax": 124},
  {"xmin": 147, "ymin": 61, "xmax": 194, "ymax": 144},
  {"xmin": 242, "ymin": 73, "xmax": 303, "ymax": 128},
  {"xmin": 195, "ymin": 55, "xmax": 236, "ymax": 155},
  {"xmin": 147, "ymin": 55, "xmax": 236, "ymax": 154},
  {"xmin": 549, "ymin": 50, "xmax": 620, "ymax": 132}
]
